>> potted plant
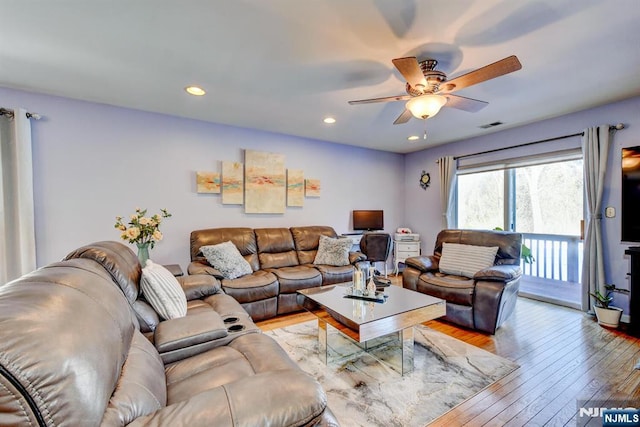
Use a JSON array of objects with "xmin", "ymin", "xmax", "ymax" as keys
[
  {"xmin": 114, "ymin": 208, "xmax": 172, "ymax": 265},
  {"xmin": 493, "ymin": 227, "xmax": 534, "ymax": 264},
  {"xmin": 590, "ymin": 284, "xmax": 623, "ymax": 328},
  {"xmin": 520, "ymin": 243, "xmax": 534, "ymax": 264}
]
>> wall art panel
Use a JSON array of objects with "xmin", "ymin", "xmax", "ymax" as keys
[
  {"xmin": 287, "ymin": 169, "xmax": 304, "ymax": 207},
  {"xmin": 222, "ymin": 161, "xmax": 244, "ymax": 204},
  {"xmin": 244, "ymin": 149, "xmax": 286, "ymax": 213},
  {"xmin": 305, "ymin": 178, "xmax": 321, "ymax": 197},
  {"xmin": 196, "ymin": 171, "xmax": 220, "ymax": 193}
]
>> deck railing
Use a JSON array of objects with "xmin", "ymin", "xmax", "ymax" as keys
[{"xmin": 520, "ymin": 232, "xmax": 583, "ymax": 284}]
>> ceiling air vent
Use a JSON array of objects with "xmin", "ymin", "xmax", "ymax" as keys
[{"xmin": 479, "ymin": 121, "xmax": 504, "ymax": 129}]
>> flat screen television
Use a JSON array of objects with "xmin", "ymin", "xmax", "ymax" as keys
[
  {"xmin": 622, "ymin": 146, "xmax": 640, "ymax": 242},
  {"xmin": 352, "ymin": 210, "xmax": 384, "ymax": 231}
]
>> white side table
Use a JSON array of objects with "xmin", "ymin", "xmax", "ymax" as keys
[{"xmin": 393, "ymin": 239, "xmax": 420, "ymax": 275}]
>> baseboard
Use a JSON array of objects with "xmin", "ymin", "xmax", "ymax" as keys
[
  {"xmin": 518, "ymin": 291, "xmax": 582, "ymax": 311},
  {"xmin": 518, "ymin": 292, "xmax": 632, "ymax": 325}
]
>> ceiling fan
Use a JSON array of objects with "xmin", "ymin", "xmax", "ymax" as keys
[{"xmin": 348, "ymin": 55, "xmax": 522, "ymax": 124}]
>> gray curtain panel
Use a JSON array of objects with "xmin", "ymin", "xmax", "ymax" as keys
[
  {"xmin": 438, "ymin": 156, "xmax": 457, "ymax": 229},
  {"xmin": 581, "ymin": 125, "xmax": 611, "ymax": 312}
]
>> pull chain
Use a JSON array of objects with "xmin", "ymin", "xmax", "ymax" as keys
[{"xmin": 423, "ymin": 120, "xmax": 428, "ymax": 140}]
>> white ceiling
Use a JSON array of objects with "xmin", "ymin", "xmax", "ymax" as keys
[{"xmin": 2, "ymin": 0, "xmax": 640, "ymax": 153}]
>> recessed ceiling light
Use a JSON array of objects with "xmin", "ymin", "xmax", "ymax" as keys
[
  {"xmin": 323, "ymin": 117, "xmax": 336, "ymax": 124},
  {"xmin": 407, "ymin": 135, "xmax": 420, "ymax": 141},
  {"xmin": 185, "ymin": 86, "xmax": 206, "ymax": 96}
]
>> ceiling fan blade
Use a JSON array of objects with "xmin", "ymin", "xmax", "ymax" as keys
[
  {"xmin": 439, "ymin": 55, "xmax": 522, "ymax": 93},
  {"xmin": 444, "ymin": 94, "xmax": 489, "ymax": 112},
  {"xmin": 348, "ymin": 94, "xmax": 411, "ymax": 105},
  {"xmin": 393, "ymin": 109, "xmax": 413, "ymax": 125},
  {"xmin": 392, "ymin": 57, "xmax": 426, "ymax": 89}
]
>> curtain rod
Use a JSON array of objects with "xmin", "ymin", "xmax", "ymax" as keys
[
  {"xmin": 0, "ymin": 107, "xmax": 42, "ymax": 120},
  {"xmin": 453, "ymin": 123, "xmax": 625, "ymax": 161}
]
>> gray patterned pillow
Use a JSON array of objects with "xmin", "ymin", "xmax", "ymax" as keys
[
  {"xmin": 313, "ymin": 235, "xmax": 352, "ymax": 266},
  {"xmin": 201, "ymin": 241, "xmax": 253, "ymax": 279}
]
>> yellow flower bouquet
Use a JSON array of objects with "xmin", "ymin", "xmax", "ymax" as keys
[{"xmin": 114, "ymin": 208, "xmax": 172, "ymax": 264}]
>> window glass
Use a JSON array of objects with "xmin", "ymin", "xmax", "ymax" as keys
[
  {"xmin": 457, "ymin": 159, "xmax": 582, "ymax": 235},
  {"xmin": 515, "ymin": 160, "xmax": 583, "ymax": 235},
  {"xmin": 457, "ymin": 170, "xmax": 504, "ymax": 229}
]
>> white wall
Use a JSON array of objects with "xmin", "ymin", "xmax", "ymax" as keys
[
  {"xmin": 405, "ymin": 96, "xmax": 640, "ymax": 315},
  {"xmin": 1, "ymin": 87, "xmax": 405, "ymax": 269}
]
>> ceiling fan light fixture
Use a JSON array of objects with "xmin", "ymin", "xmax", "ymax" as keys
[{"xmin": 406, "ymin": 94, "xmax": 446, "ymax": 120}]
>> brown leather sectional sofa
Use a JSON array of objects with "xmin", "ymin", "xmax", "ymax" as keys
[
  {"xmin": 0, "ymin": 241, "xmax": 339, "ymax": 426},
  {"xmin": 188, "ymin": 226, "xmax": 365, "ymax": 321},
  {"xmin": 402, "ymin": 229, "xmax": 523, "ymax": 334}
]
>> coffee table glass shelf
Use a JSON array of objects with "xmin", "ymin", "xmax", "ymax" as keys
[{"xmin": 297, "ymin": 283, "xmax": 445, "ymax": 375}]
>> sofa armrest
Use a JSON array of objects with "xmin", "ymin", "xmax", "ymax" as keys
[
  {"xmin": 154, "ymin": 311, "xmax": 228, "ymax": 355},
  {"xmin": 132, "ymin": 299, "xmax": 160, "ymax": 333},
  {"xmin": 473, "ymin": 264, "xmax": 522, "ymax": 282},
  {"xmin": 349, "ymin": 251, "xmax": 366, "ymax": 264},
  {"xmin": 128, "ymin": 371, "xmax": 331, "ymax": 427},
  {"xmin": 177, "ymin": 274, "xmax": 221, "ymax": 300},
  {"xmin": 187, "ymin": 260, "xmax": 224, "ymax": 279},
  {"xmin": 404, "ymin": 255, "xmax": 438, "ymax": 273}
]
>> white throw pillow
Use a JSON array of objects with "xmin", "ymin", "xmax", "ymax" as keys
[
  {"xmin": 313, "ymin": 235, "xmax": 352, "ymax": 266},
  {"xmin": 140, "ymin": 260, "xmax": 187, "ymax": 320},
  {"xmin": 439, "ymin": 242, "xmax": 499, "ymax": 278},
  {"xmin": 200, "ymin": 241, "xmax": 253, "ymax": 279}
]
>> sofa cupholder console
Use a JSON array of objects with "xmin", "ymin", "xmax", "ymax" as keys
[
  {"xmin": 223, "ymin": 316, "xmax": 239, "ymax": 324},
  {"xmin": 227, "ymin": 324, "xmax": 245, "ymax": 332}
]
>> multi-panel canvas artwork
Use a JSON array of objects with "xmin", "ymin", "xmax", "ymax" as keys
[{"xmin": 197, "ymin": 150, "xmax": 318, "ymax": 212}]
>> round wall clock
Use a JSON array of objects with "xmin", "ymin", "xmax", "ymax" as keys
[{"xmin": 420, "ymin": 170, "xmax": 430, "ymax": 189}]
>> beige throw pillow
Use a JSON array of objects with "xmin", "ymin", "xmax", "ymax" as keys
[
  {"xmin": 439, "ymin": 242, "xmax": 499, "ymax": 278},
  {"xmin": 140, "ymin": 260, "xmax": 187, "ymax": 320}
]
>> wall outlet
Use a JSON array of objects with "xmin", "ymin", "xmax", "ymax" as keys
[{"xmin": 605, "ymin": 206, "xmax": 615, "ymax": 218}]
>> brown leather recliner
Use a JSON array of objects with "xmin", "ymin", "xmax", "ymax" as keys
[
  {"xmin": 402, "ymin": 229, "xmax": 522, "ymax": 334},
  {"xmin": 0, "ymin": 242, "xmax": 339, "ymax": 426}
]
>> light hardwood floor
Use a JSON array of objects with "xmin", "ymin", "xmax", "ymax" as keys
[{"xmin": 256, "ymin": 275, "xmax": 640, "ymax": 426}]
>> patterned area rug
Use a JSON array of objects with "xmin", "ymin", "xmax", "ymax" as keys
[{"xmin": 266, "ymin": 321, "xmax": 518, "ymax": 427}]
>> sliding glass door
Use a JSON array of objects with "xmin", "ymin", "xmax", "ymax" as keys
[{"xmin": 457, "ymin": 155, "xmax": 583, "ymax": 308}]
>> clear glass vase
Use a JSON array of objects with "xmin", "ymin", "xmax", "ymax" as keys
[{"xmin": 136, "ymin": 242, "xmax": 150, "ymax": 267}]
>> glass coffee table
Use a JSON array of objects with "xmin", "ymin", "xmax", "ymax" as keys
[{"xmin": 297, "ymin": 283, "xmax": 445, "ymax": 375}]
